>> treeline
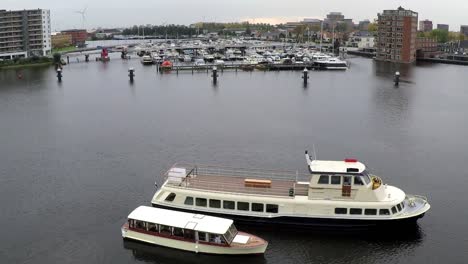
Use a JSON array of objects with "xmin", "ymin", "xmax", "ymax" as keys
[
  {"xmin": 417, "ymin": 29, "xmax": 465, "ymax": 43},
  {"xmin": 121, "ymin": 22, "xmax": 275, "ymax": 36}
]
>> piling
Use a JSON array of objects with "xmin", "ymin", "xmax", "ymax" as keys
[
  {"xmin": 212, "ymin": 66, "xmax": 218, "ymax": 84},
  {"xmin": 66, "ymin": 56, "xmax": 69, "ymax": 64},
  {"xmin": 128, "ymin": 68, "xmax": 135, "ymax": 82},
  {"xmin": 56, "ymin": 68, "xmax": 62, "ymax": 82},
  {"xmin": 302, "ymin": 68, "xmax": 309, "ymax": 85},
  {"xmin": 394, "ymin": 71, "xmax": 400, "ymax": 86},
  {"xmin": 85, "ymin": 54, "xmax": 89, "ymax": 62}
]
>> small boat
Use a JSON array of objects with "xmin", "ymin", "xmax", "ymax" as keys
[
  {"xmin": 160, "ymin": 60, "xmax": 173, "ymax": 70},
  {"xmin": 121, "ymin": 206, "xmax": 268, "ymax": 255},
  {"xmin": 315, "ymin": 57, "xmax": 348, "ymax": 70},
  {"xmin": 141, "ymin": 55, "xmax": 153, "ymax": 65}
]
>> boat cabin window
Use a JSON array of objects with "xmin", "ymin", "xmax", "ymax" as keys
[
  {"xmin": 335, "ymin": 208, "xmax": 347, "ymax": 214},
  {"xmin": 252, "ymin": 203, "xmax": 264, "ymax": 212},
  {"xmin": 364, "ymin": 209, "xmax": 377, "ymax": 215},
  {"xmin": 237, "ymin": 202, "xmax": 249, "ymax": 211},
  {"xmin": 331, "ymin": 175, "xmax": 341, "ymax": 185},
  {"xmin": 160, "ymin": 225, "xmax": 171, "ymax": 235},
  {"xmin": 165, "ymin": 193, "xmax": 177, "ymax": 202},
  {"xmin": 350, "ymin": 208, "xmax": 362, "ymax": 215},
  {"xmin": 318, "ymin": 175, "xmax": 329, "ymax": 184},
  {"xmin": 361, "ymin": 171, "xmax": 371, "ymax": 184},
  {"xmin": 400, "ymin": 202, "xmax": 405, "ymax": 209},
  {"xmin": 397, "ymin": 204, "xmax": 402, "ymax": 211},
  {"xmin": 135, "ymin": 220, "xmax": 145, "ymax": 229},
  {"xmin": 173, "ymin": 227, "xmax": 184, "ymax": 237},
  {"xmin": 353, "ymin": 176, "xmax": 364, "ymax": 185},
  {"xmin": 223, "ymin": 200, "xmax": 235, "ymax": 210},
  {"xmin": 266, "ymin": 204, "xmax": 279, "ymax": 213},
  {"xmin": 184, "ymin": 196, "xmax": 194, "ymax": 205},
  {"xmin": 196, "ymin": 198, "xmax": 207, "ymax": 207},
  {"xmin": 197, "ymin": 232, "xmax": 208, "ymax": 242},
  {"xmin": 209, "ymin": 233, "xmax": 226, "ymax": 244},
  {"xmin": 391, "ymin": 206, "xmax": 398, "ymax": 214},
  {"xmin": 148, "ymin": 222, "xmax": 158, "ymax": 232},
  {"xmin": 343, "ymin": 176, "xmax": 352, "ymax": 186},
  {"xmin": 184, "ymin": 229, "xmax": 195, "ymax": 240},
  {"xmin": 209, "ymin": 199, "xmax": 221, "ymax": 208},
  {"xmin": 379, "ymin": 209, "xmax": 390, "ymax": 215}
]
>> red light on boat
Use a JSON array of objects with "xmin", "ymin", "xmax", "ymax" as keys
[{"xmin": 344, "ymin": 158, "xmax": 358, "ymax": 163}]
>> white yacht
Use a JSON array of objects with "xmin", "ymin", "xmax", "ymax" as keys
[
  {"xmin": 141, "ymin": 55, "xmax": 153, "ymax": 65},
  {"xmin": 122, "ymin": 206, "xmax": 268, "ymax": 255},
  {"xmin": 151, "ymin": 152, "xmax": 430, "ymax": 229},
  {"xmin": 314, "ymin": 57, "xmax": 348, "ymax": 70}
]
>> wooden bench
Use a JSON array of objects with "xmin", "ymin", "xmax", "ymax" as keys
[{"xmin": 244, "ymin": 179, "xmax": 272, "ymax": 188}]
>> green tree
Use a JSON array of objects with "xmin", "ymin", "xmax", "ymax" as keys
[
  {"xmin": 429, "ymin": 29, "xmax": 449, "ymax": 43},
  {"xmin": 368, "ymin": 22, "xmax": 378, "ymax": 32}
]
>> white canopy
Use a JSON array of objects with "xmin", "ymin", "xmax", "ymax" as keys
[
  {"xmin": 128, "ymin": 206, "xmax": 233, "ymax": 235},
  {"xmin": 309, "ymin": 160, "xmax": 366, "ymax": 174}
]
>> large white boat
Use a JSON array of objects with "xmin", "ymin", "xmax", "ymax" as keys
[
  {"xmin": 151, "ymin": 152, "xmax": 430, "ymax": 229},
  {"xmin": 121, "ymin": 206, "xmax": 268, "ymax": 255},
  {"xmin": 314, "ymin": 57, "xmax": 348, "ymax": 70}
]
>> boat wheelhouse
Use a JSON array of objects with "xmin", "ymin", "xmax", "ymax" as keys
[
  {"xmin": 151, "ymin": 151, "xmax": 430, "ymax": 229},
  {"xmin": 122, "ymin": 206, "xmax": 268, "ymax": 255}
]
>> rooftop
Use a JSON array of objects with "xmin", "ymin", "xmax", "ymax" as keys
[
  {"xmin": 309, "ymin": 159, "xmax": 366, "ymax": 174},
  {"xmin": 128, "ymin": 206, "xmax": 233, "ymax": 234}
]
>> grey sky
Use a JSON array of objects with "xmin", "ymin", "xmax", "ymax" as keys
[{"xmin": 3, "ymin": 0, "xmax": 467, "ymax": 31}]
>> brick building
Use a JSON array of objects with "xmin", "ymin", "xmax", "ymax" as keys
[
  {"xmin": 61, "ymin": 29, "xmax": 87, "ymax": 46},
  {"xmin": 375, "ymin": 7, "xmax": 418, "ymax": 63},
  {"xmin": 419, "ymin": 20, "xmax": 433, "ymax": 32},
  {"xmin": 416, "ymin": 38, "xmax": 441, "ymax": 58},
  {"xmin": 51, "ymin": 33, "xmax": 72, "ymax": 48}
]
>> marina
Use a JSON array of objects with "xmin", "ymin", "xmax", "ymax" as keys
[{"xmin": 1, "ymin": 57, "xmax": 467, "ymax": 263}]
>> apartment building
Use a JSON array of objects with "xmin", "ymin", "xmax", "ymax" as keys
[
  {"xmin": 375, "ymin": 7, "xmax": 418, "ymax": 63},
  {"xmin": 0, "ymin": 9, "xmax": 51, "ymax": 60}
]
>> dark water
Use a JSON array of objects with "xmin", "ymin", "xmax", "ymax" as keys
[{"xmin": 1, "ymin": 55, "xmax": 467, "ymax": 263}]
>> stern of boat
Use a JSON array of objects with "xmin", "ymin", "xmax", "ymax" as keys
[{"xmin": 229, "ymin": 232, "xmax": 268, "ymax": 254}]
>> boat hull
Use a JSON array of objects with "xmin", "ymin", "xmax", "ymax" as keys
[
  {"xmin": 152, "ymin": 203, "xmax": 425, "ymax": 230},
  {"xmin": 122, "ymin": 228, "xmax": 266, "ymax": 255}
]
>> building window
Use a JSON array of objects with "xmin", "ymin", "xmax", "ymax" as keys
[
  {"xmin": 175, "ymin": 194, "xmax": 190, "ymax": 204},
  {"xmin": 237, "ymin": 202, "xmax": 249, "ymax": 211},
  {"xmin": 364, "ymin": 209, "xmax": 377, "ymax": 215},
  {"xmin": 223, "ymin": 200, "xmax": 235, "ymax": 210},
  {"xmin": 379, "ymin": 209, "xmax": 390, "ymax": 215},
  {"xmin": 165, "ymin": 193, "xmax": 176, "ymax": 202},
  {"xmin": 266, "ymin": 204, "xmax": 279, "ymax": 213},
  {"xmin": 331, "ymin": 175, "xmax": 341, "ymax": 185},
  {"xmin": 335, "ymin": 208, "xmax": 347, "ymax": 214},
  {"xmin": 318, "ymin": 175, "xmax": 329, "ymax": 184},
  {"xmin": 252, "ymin": 203, "xmax": 264, "ymax": 212},
  {"xmin": 350, "ymin": 208, "xmax": 362, "ymax": 215},
  {"xmin": 209, "ymin": 199, "xmax": 221, "ymax": 208},
  {"xmin": 196, "ymin": 198, "xmax": 207, "ymax": 207}
]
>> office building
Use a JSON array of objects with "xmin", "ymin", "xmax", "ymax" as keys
[
  {"xmin": 375, "ymin": 7, "xmax": 418, "ymax": 63},
  {"xmin": 460, "ymin": 25, "xmax": 468, "ymax": 36},
  {"xmin": 0, "ymin": 9, "xmax": 51, "ymax": 60},
  {"xmin": 419, "ymin": 19, "xmax": 433, "ymax": 32},
  {"xmin": 437, "ymin": 24, "xmax": 449, "ymax": 31}
]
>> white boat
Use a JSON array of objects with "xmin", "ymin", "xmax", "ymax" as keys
[
  {"xmin": 151, "ymin": 152, "xmax": 430, "ymax": 229},
  {"xmin": 314, "ymin": 57, "xmax": 348, "ymax": 70},
  {"xmin": 122, "ymin": 206, "xmax": 268, "ymax": 255},
  {"xmin": 141, "ymin": 55, "xmax": 153, "ymax": 65}
]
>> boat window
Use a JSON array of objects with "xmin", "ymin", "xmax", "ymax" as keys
[
  {"xmin": 350, "ymin": 208, "xmax": 362, "ymax": 215},
  {"xmin": 135, "ymin": 220, "xmax": 145, "ymax": 229},
  {"xmin": 266, "ymin": 204, "xmax": 279, "ymax": 213},
  {"xmin": 379, "ymin": 209, "xmax": 390, "ymax": 215},
  {"xmin": 173, "ymin": 227, "xmax": 184, "ymax": 237},
  {"xmin": 331, "ymin": 175, "xmax": 341, "ymax": 185},
  {"xmin": 318, "ymin": 175, "xmax": 329, "ymax": 184},
  {"xmin": 165, "ymin": 193, "xmax": 176, "ymax": 202},
  {"xmin": 354, "ymin": 176, "xmax": 364, "ymax": 185},
  {"xmin": 128, "ymin": 219, "xmax": 135, "ymax": 228},
  {"xmin": 160, "ymin": 225, "xmax": 171, "ymax": 235},
  {"xmin": 400, "ymin": 202, "xmax": 405, "ymax": 209},
  {"xmin": 223, "ymin": 200, "xmax": 235, "ymax": 210},
  {"xmin": 364, "ymin": 209, "xmax": 377, "ymax": 215},
  {"xmin": 209, "ymin": 233, "xmax": 225, "ymax": 244},
  {"xmin": 196, "ymin": 198, "xmax": 207, "ymax": 207},
  {"xmin": 343, "ymin": 176, "xmax": 352, "ymax": 186},
  {"xmin": 184, "ymin": 196, "xmax": 194, "ymax": 205},
  {"xmin": 335, "ymin": 208, "xmax": 347, "ymax": 214},
  {"xmin": 391, "ymin": 206, "xmax": 398, "ymax": 214},
  {"xmin": 252, "ymin": 203, "xmax": 264, "ymax": 212},
  {"xmin": 397, "ymin": 204, "xmax": 402, "ymax": 211},
  {"xmin": 148, "ymin": 222, "xmax": 158, "ymax": 232},
  {"xmin": 237, "ymin": 202, "xmax": 249, "ymax": 211},
  {"xmin": 361, "ymin": 171, "xmax": 371, "ymax": 184},
  {"xmin": 184, "ymin": 229, "xmax": 195, "ymax": 240},
  {"xmin": 197, "ymin": 232, "xmax": 208, "ymax": 242},
  {"xmin": 209, "ymin": 199, "xmax": 221, "ymax": 208}
]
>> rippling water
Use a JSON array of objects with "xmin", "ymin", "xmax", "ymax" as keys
[{"xmin": 0, "ymin": 55, "xmax": 467, "ymax": 263}]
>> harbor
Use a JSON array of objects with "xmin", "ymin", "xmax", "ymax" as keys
[{"xmin": 1, "ymin": 56, "xmax": 468, "ymax": 263}]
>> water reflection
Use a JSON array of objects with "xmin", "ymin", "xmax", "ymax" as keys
[{"xmin": 123, "ymin": 239, "xmax": 267, "ymax": 264}]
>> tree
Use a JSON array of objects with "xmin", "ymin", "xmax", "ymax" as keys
[
  {"xmin": 368, "ymin": 22, "xmax": 378, "ymax": 32},
  {"xmin": 429, "ymin": 29, "xmax": 448, "ymax": 43}
]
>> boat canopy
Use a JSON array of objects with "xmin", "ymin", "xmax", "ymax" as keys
[
  {"xmin": 309, "ymin": 160, "xmax": 366, "ymax": 174},
  {"xmin": 128, "ymin": 206, "xmax": 233, "ymax": 234}
]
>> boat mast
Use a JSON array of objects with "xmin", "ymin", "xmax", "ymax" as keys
[{"xmin": 319, "ymin": 21, "xmax": 323, "ymax": 52}]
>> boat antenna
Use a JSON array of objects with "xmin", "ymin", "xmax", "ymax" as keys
[{"xmin": 313, "ymin": 144, "xmax": 317, "ymax": 160}]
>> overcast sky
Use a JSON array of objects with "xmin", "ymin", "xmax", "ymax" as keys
[{"xmin": 3, "ymin": 0, "xmax": 467, "ymax": 31}]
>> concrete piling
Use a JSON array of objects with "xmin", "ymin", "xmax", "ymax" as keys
[
  {"xmin": 302, "ymin": 68, "xmax": 309, "ymax": 85},
  {"xmin": 128, "ymin": 68, "xmax": 135, "ymax": 82},
  {"xmin": 56, "ymin": 68, "xmax": 62, "ymax": 82},
  {"xmin": 212, "ymin": 66, "xmax": 218, "ymax": 84},
  {"xmin": 394, "ymin": 71, "xmax": 400, "ymax": 86}
]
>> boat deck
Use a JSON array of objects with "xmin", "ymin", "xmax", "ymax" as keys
[
  {"xmin": 231, "ymin": 232, "xmax": 267, "ymax": 248},
  {"xmin": 164, "ymin": 164, "xmax": 310, "ymax": 197}
]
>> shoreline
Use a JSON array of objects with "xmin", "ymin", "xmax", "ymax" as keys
[{"xmin": 0, "ymin": 62, "xmax": 53, "ymax": 70}]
